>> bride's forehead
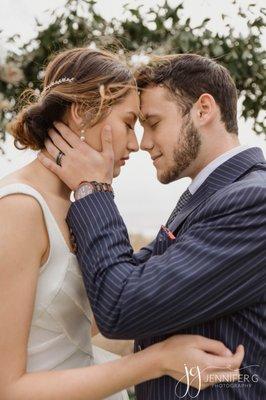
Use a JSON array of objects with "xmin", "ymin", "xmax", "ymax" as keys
[{"xmin": 112, "ymin": 94, "xmax": 140, "ymax": 117}]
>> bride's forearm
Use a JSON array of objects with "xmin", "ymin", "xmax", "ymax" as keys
[
  {"xmin": 3, "ymin": 347, "xmax": 162, "ymax": 400},
  {"xmin": 91, "ymin": 311, "xmax": 133, "ymax": 356},
  {"xmin": 92, "ymin": 333, "xmax": 134, "ymax": 356}
]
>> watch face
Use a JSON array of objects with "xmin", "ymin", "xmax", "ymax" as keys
[
  {"xmin": 75, "ymin": 182, "xmax": 94, "ymax": 200},
  {"xmin": 83, "ymin": 183, "xmax": 94, "ymax": 195}
]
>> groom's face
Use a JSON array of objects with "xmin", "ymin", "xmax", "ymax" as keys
[{"xmin": 140, "ymin": 86, "xmax": 201, "ymax": 184}]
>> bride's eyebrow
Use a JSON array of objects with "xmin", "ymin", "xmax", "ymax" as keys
[{"xmin": 125, "ymin": 111, "xmax": 138, "ymax": 121}]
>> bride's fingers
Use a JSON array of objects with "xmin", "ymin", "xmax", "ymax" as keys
[
  {"xmin": 48, "ymin": 128, "xmax": 72, "ymax": 154},
  {"xmin": 205, "ymin": 344, "xmax": 244, "ymax": 370},
  {"xmin": 196, "ymin": 336, "xmax": 232, "ymax": 356},
  {"xmin": 202, "ymin": 368, "xmax": 240, "ymax": 386}
]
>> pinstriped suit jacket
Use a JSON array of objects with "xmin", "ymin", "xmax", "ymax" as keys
[{"xmin": 67, "ymin": 147, "xmax": 266, "ymax": 399}]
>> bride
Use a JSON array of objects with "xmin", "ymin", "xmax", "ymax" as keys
[{"xmin": 0, "ymin": 47, "xmax": 243, "ymax": 400}]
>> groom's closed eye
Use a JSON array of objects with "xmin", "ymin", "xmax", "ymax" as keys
[
  {"xmin": 139, "ymin": 112, "xmax": 162, "ymax": 127},
  {"xmin": 141, "ymin": 119, "xmax": 160, "ymax": 130},
  {"xmin": 150, "ymin": 120, "xmax": 160, "ymax": 129}
]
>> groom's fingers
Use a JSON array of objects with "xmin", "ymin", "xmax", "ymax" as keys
[
  {"xmin": 44, "ymin": 138, "xmax": 62, "ymax": 159},
  {"xmin": 53, "ymin": 121, "xmax": 81, "ymax": 148},
  {"xmin": 48, "ymin": 128, "xmax": 72, "ymax": 155},
  {"xmin": 37, "ymin": 152, "xmax": 63, "ymax": 178},
  {"xmin": 101, "ymin": 125, "xmax": 114, "ymax": 158}
]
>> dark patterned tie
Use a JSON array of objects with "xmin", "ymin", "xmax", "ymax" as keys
[{"xmin": 166, "ymin": 189, "xmax": 193, "ymax": 227}]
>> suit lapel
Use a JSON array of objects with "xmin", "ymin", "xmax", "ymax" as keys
[{"xmin": 168, "ymin": 147, "xmax": 266, "ymax": 233}]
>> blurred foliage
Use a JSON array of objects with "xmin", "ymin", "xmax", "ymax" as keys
[{"xmin": 0, "ymin": 0, "xmax": 265, "ymax": 147}]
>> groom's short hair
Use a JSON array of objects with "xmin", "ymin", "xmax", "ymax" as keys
[{"xmin": 136, "ymin": 54, "xmax": 238, "ymax": 135}]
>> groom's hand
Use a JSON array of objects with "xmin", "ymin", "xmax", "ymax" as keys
[{"xmin": 37, "ymin": 122, "xmax": 114, "ymax": 190}]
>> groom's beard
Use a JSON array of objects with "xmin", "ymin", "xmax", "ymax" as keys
[{"xmin": 160, "ymin": 116, "xmax": 201, "ymax": 184}]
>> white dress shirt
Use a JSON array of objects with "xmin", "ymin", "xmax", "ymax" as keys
[{"xmin": 188, "ymin": 145, "xmax": 253, "ymax": 195}]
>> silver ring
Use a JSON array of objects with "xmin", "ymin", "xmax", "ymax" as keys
[{"xmin": 56, "ymin": 151, "xmax": 64, "ymax": 166}]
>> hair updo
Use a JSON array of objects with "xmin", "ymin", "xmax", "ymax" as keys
[{"xmin": 8, "ymin": 47, "xmax": 135, "ymax": 150}]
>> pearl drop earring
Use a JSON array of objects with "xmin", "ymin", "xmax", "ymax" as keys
[{"xmin": 80, "ymin": 128, "xmax": 86, "ymax": 142}]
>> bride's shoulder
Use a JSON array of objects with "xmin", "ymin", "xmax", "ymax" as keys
[
  {"xmin": 0, "ymin": 193, "xmax": 48, "ymax": 266},
  {"xmin": 0, "ymin": 171, "xmax": 46, "ymax": 247},
  {"xmin": 0, "ymin": 189, "xmax": 45, "ymax": 232}
]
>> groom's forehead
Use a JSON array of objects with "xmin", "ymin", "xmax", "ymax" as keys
[{"xmin": 139, "ymin": 85, "xmax": 172, "ymax": 118}]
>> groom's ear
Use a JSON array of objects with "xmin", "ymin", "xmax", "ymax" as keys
[{"xmin": 192, "ymin": 93, "xmax": 218, "ymax": 127}]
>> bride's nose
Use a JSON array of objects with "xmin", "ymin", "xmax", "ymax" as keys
[{"xmin": 128, "ymin": 132, "xmax": 139, "ymax": 153}]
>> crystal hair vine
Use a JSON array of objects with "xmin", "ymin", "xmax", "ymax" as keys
[{"xmin": 43, "ymin": 77, "xmax": 75, "ymax": 93}]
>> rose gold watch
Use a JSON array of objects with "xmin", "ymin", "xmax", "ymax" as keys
[{"xmin": 74, "ymin": 181, "xmax": 114, "ymax": 201}]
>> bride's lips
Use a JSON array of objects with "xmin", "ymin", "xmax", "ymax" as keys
[{"xmin": 119, "ymin": 156, "xmax": 130, "ymax": 166}]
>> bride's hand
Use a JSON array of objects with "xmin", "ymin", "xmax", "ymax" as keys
[{"xmin": 153, "ymin": 334, "xmax": 244, "ymax": 390}]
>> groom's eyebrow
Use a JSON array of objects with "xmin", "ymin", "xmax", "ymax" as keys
[{"xmin": 139, "ymin": 113, "xmax": 160, "ymax": 124}]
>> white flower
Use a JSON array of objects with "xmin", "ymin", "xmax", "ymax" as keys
[{"xmin": 130, "ymin": 53, "xmax": 150, "ymax": 67}]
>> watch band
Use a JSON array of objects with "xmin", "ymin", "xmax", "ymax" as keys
[{"xmin": 74, "ymin": 181, "xmax": 114, "ymax": 201}]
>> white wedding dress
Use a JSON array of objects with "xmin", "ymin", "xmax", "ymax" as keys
[{"xmin": 0, "ymin": 183, "xmax": 128, "ymax": 400}]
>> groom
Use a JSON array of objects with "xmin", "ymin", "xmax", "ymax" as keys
[{"xmin": 40, "ymin": 54, "xmax": 266, "ymax": 399}]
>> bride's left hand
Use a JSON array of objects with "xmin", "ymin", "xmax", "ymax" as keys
[{"xmin": 37, "ymin": 122, "xmax": 114, "ymax": 190}]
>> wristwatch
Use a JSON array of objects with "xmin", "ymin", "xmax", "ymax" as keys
[{"xmin": 74, "ymin": 181, "xmax": 114, "ymax": 201}]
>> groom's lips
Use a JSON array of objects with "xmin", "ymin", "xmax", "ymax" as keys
[{"xmin": 152, "ymin": 154, "xmax": 162, "ymax": 164}]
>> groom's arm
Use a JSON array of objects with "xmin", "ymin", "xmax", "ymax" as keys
[
  {"xmin": 133, "ymin": 240, "xmax": 155, "ymax": 264},
  {"xmin": 67, "ymin": 186, "xmax": 266, "ymax": 340}
]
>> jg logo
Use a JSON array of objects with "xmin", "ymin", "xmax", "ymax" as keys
[{"xmin": 174, "ymin": 364, "xmax": 260, "ymax": 399}]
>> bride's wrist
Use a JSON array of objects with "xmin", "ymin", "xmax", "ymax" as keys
[{"xmin": 142, "ymin": 341, "xmax": 168, "ymax": 379}]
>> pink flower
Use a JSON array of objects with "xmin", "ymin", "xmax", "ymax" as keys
[{"xmin": 0, "ymin": 62, "xmax": 24, "ymax": 84}]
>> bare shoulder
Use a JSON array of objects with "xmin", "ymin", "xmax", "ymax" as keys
[
  {"xmin": 0, "ymin": 191, "xmax": 43, "ymax": 219},
  {"xmin": 0, "ymin": 193, "xmax": 48, "ymax": 263}
]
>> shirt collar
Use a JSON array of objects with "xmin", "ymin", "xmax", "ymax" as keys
[{"xmin": 188, "ymin": 145, "xmax": 254, "ymax": 195}]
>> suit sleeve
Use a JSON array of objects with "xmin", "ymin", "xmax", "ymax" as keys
[
  {"xmin": 133, "ymin": 240, "xmax": 155, "ymax": 264},
  {"xmin": 66, "ymin": 185, "xmax": 266, "ymax": 339}
]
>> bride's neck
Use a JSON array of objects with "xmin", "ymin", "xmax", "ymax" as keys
[{"xmin": 25, "ymin": 150, "xmax": 71, "ymax": 199}]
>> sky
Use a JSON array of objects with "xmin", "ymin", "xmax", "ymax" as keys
[{"xmin": 0, "ymin": 0, "xmax": 265, "ymax": 235}]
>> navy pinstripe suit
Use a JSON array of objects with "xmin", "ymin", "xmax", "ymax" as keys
[{"xmin": 67, "ymin": 147, "xmax": 266, "ymax": 399}]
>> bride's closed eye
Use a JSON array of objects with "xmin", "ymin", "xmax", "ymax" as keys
[{"xmin": 125, "ymin": 122, "xmax": 134, "ymax": 131}]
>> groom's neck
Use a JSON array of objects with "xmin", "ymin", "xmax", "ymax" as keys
[{"xmin": 188, "ymin": 133, "xmax": 240, "ymax": 180}]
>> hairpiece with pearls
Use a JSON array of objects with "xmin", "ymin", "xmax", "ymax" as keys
[{"xmin": 43, "ymin": 77, "xmax": 75, "ymax": 93}]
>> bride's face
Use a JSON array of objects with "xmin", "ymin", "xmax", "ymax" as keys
[{"xmin": 84, "ymin": 89, "xmax": 140, "ymax": 178}]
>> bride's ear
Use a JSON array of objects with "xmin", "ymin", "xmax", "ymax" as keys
[{"xmin": 69, "ymin": 103, "xmax": 84, "ymax": 128}]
